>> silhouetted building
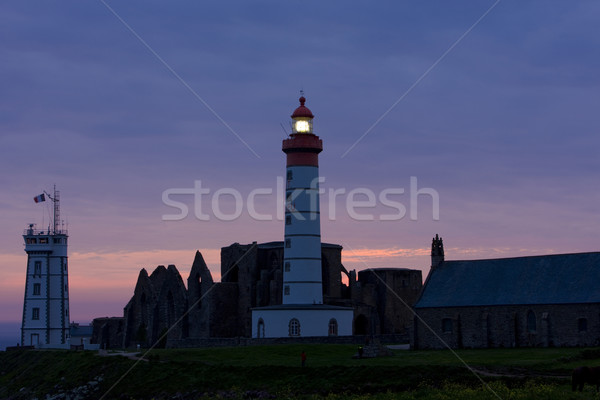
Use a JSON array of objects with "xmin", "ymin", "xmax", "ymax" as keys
[
  {"xmin": 92, "ymin": 242, "xmax": 422, "ymax": 348},
  {"xmin": 413, "ymin": 239, "xmax": 600, "ymax": 349}
]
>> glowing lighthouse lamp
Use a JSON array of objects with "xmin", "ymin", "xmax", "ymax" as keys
[{"xmin": 292, "ymin": 107, "xmax": 312, "ymax": 134}]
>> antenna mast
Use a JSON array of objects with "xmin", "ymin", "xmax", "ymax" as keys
[{"xmin": 44, "ymin": 185, "xmax": 60, "ymax": 234}]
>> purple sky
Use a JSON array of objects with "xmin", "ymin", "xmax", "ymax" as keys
[{"xmin": 1, "ymin": 1, "xmax": 599, "ymax": 324}]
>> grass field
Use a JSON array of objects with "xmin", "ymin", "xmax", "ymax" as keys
[{"xmin": 1, "ymin": 344, "xmax": 600, "ymax": 399}]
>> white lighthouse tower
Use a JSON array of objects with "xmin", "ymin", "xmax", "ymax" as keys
[
  {"xmin": 21, "ymin": 187, "xmax": 70, "ymax": 347},
  {"xmin": 282, "ymin": 95, "xmax": 324, "ymax": 305},
  {"xmin": 252, "ymin": 95, "xmax": 353, "ymax": 338}
]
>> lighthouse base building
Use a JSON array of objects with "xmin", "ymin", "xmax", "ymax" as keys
[{"xmin": 252, "ymin": 305, "xmax": 353, "ymax": 338}]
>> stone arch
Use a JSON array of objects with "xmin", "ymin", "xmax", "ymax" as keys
[
  {"xmin": 257, "ymin": 318, "xmax": 265, "ymax": 338},
  {"xmin": 341, "ymin": 269, "xmax": 349, "ymax": 285},
  {"xmin": 340, "ymin": 265, "xmax": 350, "ymax": 298},
  {"xmin": 354, "ymin": 314, "xmax": 368, "ymax": 335},
  {"xmin": 328, "ymin": 318, "xmax": 338, "ymax": 336}
]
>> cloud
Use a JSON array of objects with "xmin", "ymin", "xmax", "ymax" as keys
[{"xmin": 342, "ymin": 247, "xmax": 430, "ymax": 261}]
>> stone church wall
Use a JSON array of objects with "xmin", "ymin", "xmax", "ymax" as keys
[
  {"xmin": 91, "ymin": 317, "xmax": 124, "ymax": 349},
  {"xmin": 355, "ymin": 269, "xmax": 423, "ymax": 335},
  {"xmin": 413, "ymin": 303, "xmax": 600, "ymax": 349}
]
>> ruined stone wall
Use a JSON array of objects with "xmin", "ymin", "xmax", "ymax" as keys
[
  {"xmin": 91, "ymin": 317, "xmax": 124, "ymax": 349},
  {"xmin": 207, "ymin": 283, "xmax": 239, "ymax": 337},
  {"xmin": 96, "ymin": 244, "xmax": 425, "ymax": 348},
  {"xmin": 122, "ymin": 269, "xmax": 154, "ymax": 347},
  {"xmin": 413, "ymin": 303, "xmax": 600, "ymax": 349},
  {"xmin": 221, "ymin": 243, "xmax": 259, "ymax": 337},
  {"xmin": 322, "ymin": 246, "xmax": 343, "ymax": 300},
  {"xmin": 187, "ymin": 251, "xmax": 214, "ymax": 338},
  {"xmin": 255, "ymin": 247, "xmax": 283, "ymax": 307},
  {"xmin": 121, "ymin": 265, "xmax": 188, "ymax": 347},
  {"xmin": 155, "ymin": 265, "xmax": 188, "ymax": 342},
  {"xmin": 357, "ymin": 269, "xmax": 423, "ymax": 335}
]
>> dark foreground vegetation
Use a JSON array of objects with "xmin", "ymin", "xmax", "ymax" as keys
[{"xmin": 2, "ymin": 345, "xmax": 600, "ymax": 399}]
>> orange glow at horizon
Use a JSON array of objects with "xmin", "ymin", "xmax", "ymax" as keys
[{"xmin": 0, "ymin": 244, "xmax": 561, "ymax": 323}]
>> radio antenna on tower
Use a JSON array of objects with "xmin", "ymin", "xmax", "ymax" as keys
[
  {"xmin": 280, "ymin": 122, "xmax": 289, "ymax": 136},
  {"xmin": 43, "ymin": 185, "xmax": 61, "ymax": 234}
]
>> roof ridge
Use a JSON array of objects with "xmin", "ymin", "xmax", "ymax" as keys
[{"xmin": 446, "ymin": 251, "xmax": 600, "ymax": 264}]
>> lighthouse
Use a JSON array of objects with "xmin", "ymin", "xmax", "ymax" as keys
[
  {"xmin": 251, "ymin": 95, "xmax": 353, "ymax": 338},
  {"xmin": 21, "ymin": 187, "xmax": 70, "ymax": 347},
  {"xmin": 282, "ymin": 95, "xmax": 324, "ymax": 305}
]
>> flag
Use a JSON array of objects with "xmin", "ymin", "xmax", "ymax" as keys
[{"xmin": 33, "ymin": 194, "xmax": 45, "ymax": 203}]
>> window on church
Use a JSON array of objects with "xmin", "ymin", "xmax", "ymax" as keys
[
  {"xmin": 34, "ymin": 261, "xmax": 42, "ymax": 276},
  {"xmin": 289, "ymin": 318, "xmax": 300, "ymax": 336},
  {"xmin": 285, "ymin": 239, "xmax": 291, "ymax": 248},
  {"xmin": 32, "ymin": 308, "xmax": 40, "ymax": 320},
  {"xmin": 527, "ymin": 310, "xmax": 536, "ymax": 333},
  {"xmin": 578, "ymin": 318, "xmax": 588, "ymax": 332},
  {"xmin": 442, "ymin": 318, "xmax": 453, "ymax": 333},
  {"xmin": 328, "ymin": 319, "xmax": 338, "ymax": 336},
  {"xmin": 284, "ymin": 285, "xmax": 290, "ymax": 295},
  {"xmin": 53, "ymin": 238, "xmax": 61, "ymax": 244},
  {"xmin": 286, "ymin": 215, "xmax": 292, "ymax": 225},
  {"xmin": 33, "ymin": 283, "xmax": 41, "ymax": 296},
  {"xmin": 287, "ymin": 170, "xmax": 293, "ymax": 181}
]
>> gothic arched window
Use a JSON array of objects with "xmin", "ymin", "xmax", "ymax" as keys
[{"xmin": 257, "ymin": 318, "xmax": 265, "ymax": 338}]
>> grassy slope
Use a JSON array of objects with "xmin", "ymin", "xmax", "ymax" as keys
[{"xmin": 1, "ymin": 345, "xmax": 600, "ymax": 399}]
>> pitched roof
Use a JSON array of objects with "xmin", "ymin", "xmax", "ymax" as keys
[
  {"xmin": 70, "ymin": 324, "xmax": 93, "ymax": 337},
  {"xmin": 414, "ymin": 252, "xmax": 600, "ymax": 308}
]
